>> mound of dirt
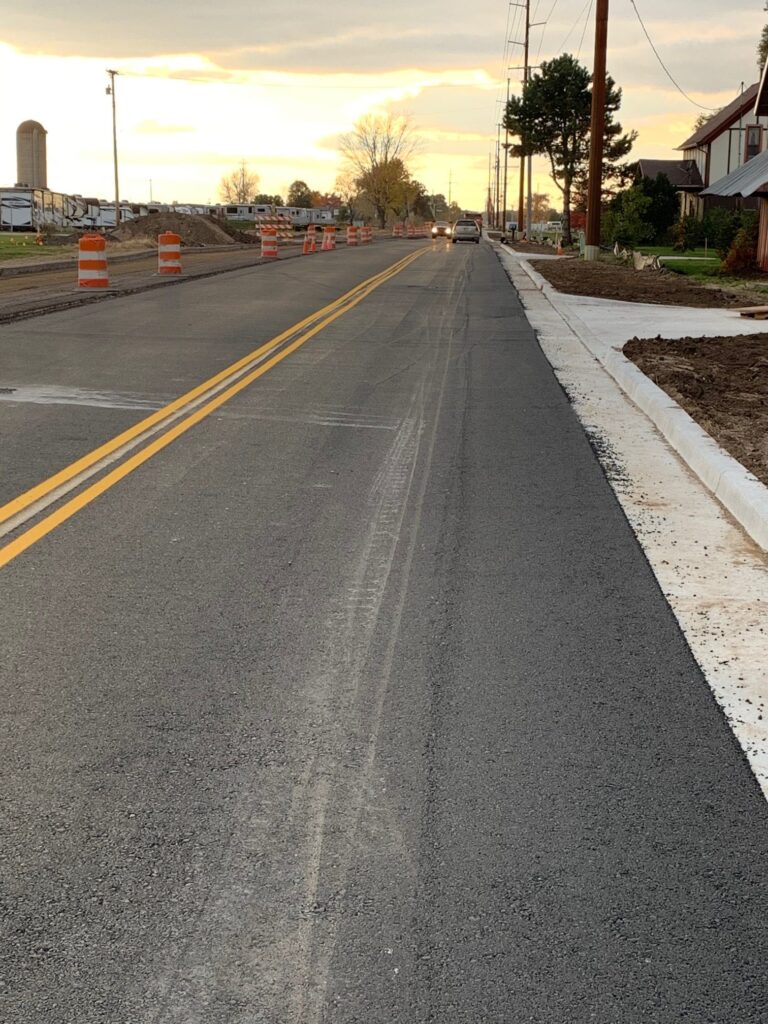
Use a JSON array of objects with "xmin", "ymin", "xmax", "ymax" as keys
[
  {"xmin": 112, "ymin": 213, "xmax": 237, "ymax": 247},
  {"xmin": 530, "ymin": 257, "xmax": 749, "ymax": 308},
  {"xmin": 624, "ymin": 334, "xmax": 768, "ymax": 486}
]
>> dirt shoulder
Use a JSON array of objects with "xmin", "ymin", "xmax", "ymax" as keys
[
  {"xmin": 530, "ymin": 257, "xmax": 765, "ymax": 308},
  {"xmin": 503, "ymin": 240, "xmax": 558, "ymax": 255},
  {"xmin": 624, "ymin": 334, "xmax": 768, "ymax": 487}
]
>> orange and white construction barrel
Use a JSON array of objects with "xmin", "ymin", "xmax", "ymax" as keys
[
  {"xmin": 77, "ymin": 233, "xmax": 109, "ymax": 288},
  {"xmin": 158, "ymin": 231, "xmax": 182, "ymax": 275},
  {"xmin": 393, "ymin": 223, "xmax": 403, "ymax": 238},
  {"xmin": 346, "ymin": 225, "xmax": 358, "ymax": 247},
  {"xmin": 322, "ymin": 225, "xmax": 336, "ymax": 251},
  {"xmin": 261, "ymin": 227, "xmax": 279, "ymax": 260}
]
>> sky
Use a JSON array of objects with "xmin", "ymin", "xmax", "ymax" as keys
[{"xmin": 0, "ymin": 0, "xmax": 765, "ymax": 212}]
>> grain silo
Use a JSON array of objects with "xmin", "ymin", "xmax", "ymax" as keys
[{"xmin": 16, "ymin": 120, "xmax": 48, "ymax": 189}]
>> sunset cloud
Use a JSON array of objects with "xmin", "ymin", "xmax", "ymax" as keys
[{"xmin": 0, "ymin": 0, "xmax": 765, "ymax": 210}]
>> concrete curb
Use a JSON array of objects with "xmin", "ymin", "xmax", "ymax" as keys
[
  {"xmin": 504, "ymin": 246, "xmax": 768, "ymax": 551},
  {"xmin": 0, "ymin": 243, "xmax": 260, "ymax": 278}
]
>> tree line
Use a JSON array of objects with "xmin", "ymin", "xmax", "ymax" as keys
[{"xmin": 219, "ymin": 114, "xmax": 463, "ymax": 227}]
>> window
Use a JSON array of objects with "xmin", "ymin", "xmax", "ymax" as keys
[{"xmin": 745, "ymin": 125, "xmax": 763, "ymax": 162}]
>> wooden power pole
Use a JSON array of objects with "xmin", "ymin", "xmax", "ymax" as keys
[
  {"xmin": 584, "ymin": 0, "xmax": 609, "ymax": 261},
  {"xmin": 516, "ymin": 0, "xmax": 530, "ymax": 233}
]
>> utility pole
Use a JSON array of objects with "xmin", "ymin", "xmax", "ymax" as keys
[
  {"xmin": 502, "ymin": 77, "xmax": 510, "ymax": 232},
  {"xmin": 106, "ymin": 69, "xmax": 120, "ymax": 227},
  {"xmin": 495, "ymin": 124, "xmax": 501, "ymax": 228},
  {"xmin": 585, "ymin": 0, "xmax": 609, "ymax": 261},
  {"xmin": 487, "ymin": 151, "xmax": 493, "ymax": 223},
  {"xmin": 517, "ymin": 1, "xmax": 529, "ymax": 233},
  {"xmin": 509, "ymin": 0, "xmax": 543, "ymax": 236}
]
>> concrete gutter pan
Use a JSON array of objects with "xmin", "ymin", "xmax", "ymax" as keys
[{"xmin": 513, "ymin": 250, "xmax": 768, "ymax": 552}]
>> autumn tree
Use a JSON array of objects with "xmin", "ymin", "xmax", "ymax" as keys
[
  {"xmin": 339, "ymin": 113, "xmax": 419, "ymax": 227},
  {"xmin": 759, "ymin": 2, "xmax": 768, "ymax": 69},
  {"xmin": 287, "ymin": 180, "xmax": 314, "ymax": 207},
  {"xmin": 334, "ymin": 172, "xmax": 360, "ymax": 224},
  {"xmin": 219, "ymin": 160, "xmax": 260, "ymax": 203},
  {"xmin": 503, "ymin": 54, "xmax": 635, "ymax": 242},
  {"xmin": 254, "ymin": 193, "xmax": 284, "ymax": 206},
  {"xmin": 531, "ymin": 192, "xmax": 559, "ymax": 220}
]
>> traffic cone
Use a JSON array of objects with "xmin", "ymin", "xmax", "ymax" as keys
[{"xmin": 556, "ymin": 239, "xmax": 564, "ymax": 256}]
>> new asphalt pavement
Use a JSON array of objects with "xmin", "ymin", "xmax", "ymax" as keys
[{"xmin": 1, "ymin": 238, "xmax": 766, "ymax": 1022}]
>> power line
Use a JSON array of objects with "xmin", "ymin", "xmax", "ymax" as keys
[
  {"xmin": 628, "ymin": 0, "xmax": 719, "ymax": 111},
  {"xmin": 555, "ymin": 0, "xmax": 593, "ymax": 54},
  {"xmin": 576, "ymin": 0, "xmax": 595, "ymax": 59},
  {"xmin": 535, "ymin": 0, "xmax": 561, "ymax": 61}
]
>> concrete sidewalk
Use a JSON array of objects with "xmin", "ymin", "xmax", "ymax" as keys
[
  {"xmin": 495, "ymin": 242, "xmax": 768, "ymax": 799},
  {"xmin": 515, "ymin": 251, "xmax": 768, "ymax": 551}
]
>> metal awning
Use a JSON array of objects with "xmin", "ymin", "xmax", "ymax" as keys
[{"xmin": 702, "ymin": 149, "xmax": 768, "ymax": 197}]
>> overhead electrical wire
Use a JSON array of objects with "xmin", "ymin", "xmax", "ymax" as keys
[
  {"xmin": 535, "ymin": 0, "xmax": 562, "ymax": 62},
  {"xmin": 628, "ymin": 0, "xmax": 719, "ymax": 111},
  {"xmin": 555, "ymin": 0, "xmax": 594, "ymax": 55},
  {"xmin": 576, "ymin": 0, "xmax": 595, "ymax": 59}
]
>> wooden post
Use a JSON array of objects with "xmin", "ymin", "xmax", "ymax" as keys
[{"xmin": 584, "ymin": 0, "xmax": 609, "ymax": 261}]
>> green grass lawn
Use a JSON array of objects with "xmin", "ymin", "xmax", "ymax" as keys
[
  {"xmin": 637, "ymin": 244, "xmax": 716, "ymax": 259},
  {"xmin": 0, "ymin": 234, "xmax": 80, "ymax": 263},
  {"xmin": 663, "ymin": 259, "xmax": 722, "ymax": 279}
]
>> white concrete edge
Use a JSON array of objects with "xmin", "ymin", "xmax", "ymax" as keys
[{"xmin": 506, "ymin": 248, "xmax": 768, "ymax": 552}]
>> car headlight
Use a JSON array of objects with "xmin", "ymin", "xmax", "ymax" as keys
[
  {"xmin": 446, "ymin": 228, "xmax": 452, "ymax": 235},
  {"xmin": 431, "ymin": 227, "xmax": 437, "ymax": 234}
]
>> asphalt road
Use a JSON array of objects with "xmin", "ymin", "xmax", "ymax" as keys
[
  {"xmin": 1, "ymin": 238, "xmax": 767, "ymax": 1022},
  {"xmin": 0, "ymin": 242, "xmax": 309, "ymax": 323}
]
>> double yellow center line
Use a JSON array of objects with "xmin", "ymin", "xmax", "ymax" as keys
[{"xmin": 0, "ymin": 247, "xmax": 427, "ymax": 570}]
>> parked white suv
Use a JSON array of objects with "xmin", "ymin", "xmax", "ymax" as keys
[{"xmin": 451, "ymin": 218, "xmax": 480, "ymax": 244}]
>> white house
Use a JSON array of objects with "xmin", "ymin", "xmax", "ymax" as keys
[{"xmin": 676, "ymin": 82, "xmax": 768, "ymax": 218}]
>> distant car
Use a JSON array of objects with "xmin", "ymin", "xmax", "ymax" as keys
[
  {"xmin": 431, "ymin": 221, "xmax": 452, "ymax": 237},
  {"xmin": 452, "ymin": 218, "xmax": 481, "ymax": 244}
]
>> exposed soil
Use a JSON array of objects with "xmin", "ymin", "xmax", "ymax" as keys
[
  {"xmin": 530, "ymin": 257, "xmax": 765, "ymax": 308},
  {"xmin": 624, "ymin": 334, "xmax": 768, "ymax": 487},
  {"xmin": 112, "ymin": 212, "xmax": 250, "ymax": 246},
  {"xmin": 503, "ymin": 240, "xmax": 559, "ymax": 255}
]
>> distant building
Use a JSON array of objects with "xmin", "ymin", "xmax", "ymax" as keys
[
  {"xmin": 676, "ymin": 84, "xmax": 766, "ymax": 218},
  {"xmin": 16, "ymin": 120, "xmax": 47, "ymax": 189}
]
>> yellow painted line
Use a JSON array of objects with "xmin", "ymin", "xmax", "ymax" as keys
[
  {"xmin": 0, "ymin": 248, "xmax": 423, "ymax": 528},
  {"xmin": 0, "ymin": 247, "xmax": 427, "ymax": 570}
]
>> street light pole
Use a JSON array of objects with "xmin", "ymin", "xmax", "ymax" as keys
[
  {"xmin": 106, "ymin": 69, "xmax": 120, "ymax": 227},
  {"xmin": 585, "ymin": 0, "xmax": 609, "ymax": 261}
]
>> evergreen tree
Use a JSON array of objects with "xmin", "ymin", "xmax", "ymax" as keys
[
  {"xmin": 759, "ymin": 2, "xmax": 768, "ymax": 69},
  {"xmin": 503, "ymin": 54, "xmax": 635, "ymax": 243}
]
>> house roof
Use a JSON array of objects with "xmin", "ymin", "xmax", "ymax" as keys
[
  {"xmin": 701, "ymin": 148, "xmax": 768, "ymax": 197},
  {"xmin": 677, "ymin": 83, "xmax": 758, "ymax": 150},
  {"xmin": 756, "ymin": 61, "xmax": 768, "ymax": 116},
  {"xmin": 636, "ymin": 159, "xmax": 703, "ymax": 189}
]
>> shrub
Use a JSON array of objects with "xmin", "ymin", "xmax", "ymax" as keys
[
  {"xmin": 723, "ymin": 214, "xmax": 759, "ymax": 273},
  {"xmin": 604, "ymin": 188, "xmax": 654, "ymax": 248},
  {"xmin": 671, "ymin": 214, "xmax": 705, "ymax": 251},
  {"xmin": 701, "ymin": 208, "xmax": 740, "ymax": 258}
]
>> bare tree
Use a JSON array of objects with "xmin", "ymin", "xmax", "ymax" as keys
[
  {"xmin": 219, "ymin": 160, "xmax": 260, "ymax": 204},
  {"xmin": 339, "ymin": 114, "xmax": 419, "ymax": 227}
]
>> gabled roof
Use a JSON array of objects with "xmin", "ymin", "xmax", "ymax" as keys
[
  {"xmin": 701, "ymin": 148, "xmax": 768, "ymax": 197},
  {"xmin": 677, "ymin": 83, "xmax": 758, "ymax": 150},
  {"xmin": 636, "ymin": 158, "xmax": 703, "ymax": 189},
  {"xmin": 756, "ymin": 61, "xmax": 768, "ymax": 116}
]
